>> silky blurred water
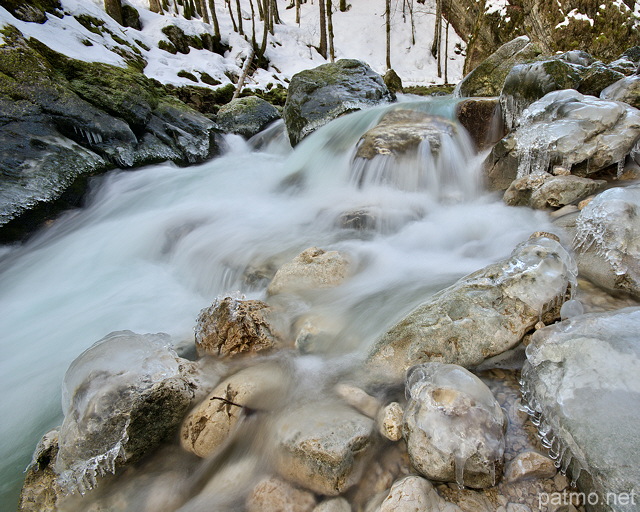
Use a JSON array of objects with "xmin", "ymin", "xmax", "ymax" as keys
[{"xmin": 0, "ymin": 99, "xmax": 551, "ymax": 509}]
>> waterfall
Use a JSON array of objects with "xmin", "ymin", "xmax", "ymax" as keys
[{"xmin": 0, "ymin": 98, "xmax": 552, "ymax": 509}]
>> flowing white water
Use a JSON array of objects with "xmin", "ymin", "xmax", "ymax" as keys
[{"xmin": 0, "ymin": 99, "xmax": 552, "ymax": 509}]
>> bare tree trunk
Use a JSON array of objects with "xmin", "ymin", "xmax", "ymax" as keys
[
  {"xmin": 104, "ymin": 0, "xmax": 123, "ymax": 25},
  {"xmin": 233, "ymin": 47, "xmax": 255, "ymax": 99},
  {"xmin": 271, "ymin": 0, "xmax": 281, "ymax": 25},
  {"xmin": 249, "ymin": 0, "xmax": 257, "ymax": 45},
  {"xmin": 226, "ymin": 0, "xmax": 238, "ymax": 32},
  {"xmin": 199, "ymin": 0, "xmax": 209, "ymax": 23},
  {"xmin": 235, "ymin": 0, "xmax": 244, "ymax": 35},
  {"xmin": 209, "ymin": 0, "xmax": 221, "ymax": 37},
  {"xmin": 385, "ymin": 0, "xmax": 391, "ymax": 69},
  {"xmin": 409, "ymin": 0, "xmax": 415, "ymax": 45},
  {"xmin": 432, "ymin": 0, "xmax": 442, "ymax": 78},
  {"xmin": 257, "ymin": 0, "xmax": 264, "ymax": 20},
  {"xmin": 444, "ymin": 19, "xmax": 449, "ymax": 83},
  {"xmin": 295, "ymin": 0, "xmax": 300, "ymax": 24},
  {"xmin": 149, "ymin": 0, "xmax": 163, "ymax": 13},
  {"xmin": 327, "ymin": 0, "xmax": 335, "ymax": 62},
  {"xmin": 318, "ymin": 0, "xmax": 327, "ymax": 59},
  {"xmin": 258, "ymin": 0, "xmax": 270, "ymax": 58},
  {"xmin": 339, "ymin": 0, "xmax": 347, "ymax": 12}
]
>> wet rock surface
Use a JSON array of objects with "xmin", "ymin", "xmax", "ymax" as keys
[
  {"xmin": 0, "ymin": 28, "xmax": 221, "ymax": 240},
  {"xmin": 601, "ymin": 75, "xmax": 640, "ymax": 110},
  {"xmin": 367, "ymin": 235, "xmax": 577, "ymax": 381},
  {"xmin": 521, "ymin": 308, "xmax": 640, "ymax": 511},
  {"xmin": 274, "ymin": 401, "xmax": 376, "ymax": 496},
  {"xmin": 216, "ymin": 96, "xmax": 281, "ymax": 139},
  {"xmin": 403, "ymin": 363, "xmax": 506, "ymax": 489},
  {"xmin": 283, "ymin": 59, "xmax": 394, "ymax": 147},
  {"xmin": 194, "ymin": 296, "xmax": 285, "ymax": 357}
]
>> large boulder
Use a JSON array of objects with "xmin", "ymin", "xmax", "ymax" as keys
[
  {"xmin": 0, "ymin": 28, "xmax": 221, "ymax": 241},
  {"xmin": 283, "ymin": 59, "xmax": 394, "ymax": 146},
  {"xmin": 274, "ymin": 401, "xmax": 376, "ymax": 495},
  {"xmin": 454, "ymin": 36, "xmax": 542, "ymax": 98},
  {"xmin": 216, "ymin": 96, "xmax": 281, "ymax": 138},
  {"xmin": 573, "ymin": 185, "xmax": 640, "ymax": 299},
  {"xmin": 485, "ymin": 90, "xmax": 640, "ymax": 191},
  {"xmin": 403, "ymin": 363, "xmax": 506, "ymax": 489},
  {"xmin": 54, "ymin": 331, "xmax": 196, "ymax": 494},
  {"xmin": 367, "ymin": 235, "xmax": 577, "ymax": 382},
  {"xmin": 521, "ymin": 307, "xmax": 640, "ymax": 511},
  {"xmin": 375, "ymin": 475, "xmax": 462, "ymax": 512}
]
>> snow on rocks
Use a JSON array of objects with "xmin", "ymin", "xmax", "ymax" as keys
[
  {"xmin": 521, "ymin": 307, "xmax": 640, "ymax": 510},
  {"xmin": 403, "ymin": 363, "xmax": 506, "ymax": 489},
  {"xmin": 367, "ymin": 234, "xmax": 577, "ymax": 381}
]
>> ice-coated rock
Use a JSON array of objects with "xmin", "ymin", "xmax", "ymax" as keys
[
  {"xmin": 500, "ymin": 57, "xmax": 584, "ymax": 131},
  {"xmin": 351, "ymin": 110, "xmax": 479, "ymax": 199},
  {"xmin": 194, "ymin": 296, "xmax": 285, "ymax": 357},
  {"xmin": 521, "ymin": 307, "xmax": 640, "ymax": 512},
  {"xmin": 485, "ymin": 90, "xmax": 640, "ymax": 191},
  {"xmin": 403, "ymin": 363, "xmax": 506, "ymax": 489},
  {"xmin": 246, "ymin": 476, "xmax": 317, "ymax": 512},
  {"xmin": 216, "ymin": 96, "xmax": 281, "ymax": 139},
  {"xmin": 376, "ymin": 475, "xmax": 463, "ymax": 512},
  {"xmin": 283, "ymin": 59, "xmax": 394, "ymax": 146},
  {"xmin": 181, "ymin": 361, "xmax": 290, "ymax": 457},
  {"xmin": 274, "ymin": 401, "xmax": 375, "ymax": 495},
  {"xmin": 573, "ymin": 185, "xmax": 640, "ymax": 298},
  {"xmin": 54, "ymin": 331, "xmax": 195, "ymax": 494},
  {"xmin": 503, "ymin": 172, "xmax": 606, "ymax": 210},
  {"xmin": 504, "ymin": 450, "xmax": 556, "ymax": 483},
  {"xmin": 267, "ymin": 247, "xmax": 351, "ymax": 296},
  {"xmin": 601, "ymin": 75, "xmax": 640, "ymax": 110},
  {"xmin": 367, "ymin": 235, "xmax": 577, "ymax": 381}
]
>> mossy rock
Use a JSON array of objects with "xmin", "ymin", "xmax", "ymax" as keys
[
  {"xmin": 404, "ymin": 84, "xmax": 455, "ymax": 96},
  {"xmin": 216, "ymin": 96, "xmax": 281, "ymax": 138},
  {"xmin": 455, "ymin": 36, "xmax": 544, "ymax": 98},
  {"xmin": 122, "ymin": 5, "xmax": 141, "ymax": 30},
  {"xmin": 283, "ymin": 59, "xmax": 395, "ymax": 146},
  {"xmin": 0, "ymin": 0, "xmax": 61, "ymax": 23},
  {"xmin": 383, "ymin": 69, "xmax": 403, "ymax": 94},
  {"xmin": 177, "ymin": 70, "xmax": 198, "ymax": 82},
  {"xmin": 577, "ymin": 62, "xmax": 625, "ymax": 97}
]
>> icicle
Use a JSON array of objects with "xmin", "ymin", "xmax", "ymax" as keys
[{"xmin": 454, "ymin": 454, "xmax": 466, "ymax": 489}]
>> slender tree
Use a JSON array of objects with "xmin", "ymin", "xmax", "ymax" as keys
[
  {"xmin": 226, "ymin": 0, "xmax": 237, "ymax": 32},
  {"xmin": 444, "ymin": 19, "xmax": 449, "ymax": 83},
  {"xmin": 271, "ymin": 0, "xmax": 281, "ymax": 25},
  {"xmin": 318, "ymin": 0, "xmax": 327, "ymax": 59},
  {"xmin": 209, "ymin": 0, "xmax": 221, "ymax": 37},
  {"xmin": 385, "ymin": 0, "xmax": 391, "ymax": 69},
  {"xmin": 199, "ymin": 0, "xmax": 209, "ymax": 22},
  {"xmin": 431, "ymin": 0, "xmax": 442, "ymax": 77},
  {"xmin": 249, "ymin": 0, "xmax": 257, "ymax": 45},
  {"xmin": 295, "ymin": 0, "xmax": 300, "ymax": 24},
  {"xmin": 235, "ymin": 0, "xmax": 244, "ymax": 35},
  {"xmin": 258, "ymin": 0, "xmax": 270, "ymax": 58},
  {"xmin": 339, "ymin": 0, "xmax": 347, "ymax": 12},
  {"xmin": 327, "ymin": 0, "xmax": 335, "ymax": 62}
]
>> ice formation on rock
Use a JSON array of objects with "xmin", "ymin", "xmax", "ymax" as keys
[
  {"xmin": 55, "ymin": 331, "xmax": 193, "ymax": 494},
  {"xmin": 403, "ymin": 363, "xmax": 506, "ymax": 489}
]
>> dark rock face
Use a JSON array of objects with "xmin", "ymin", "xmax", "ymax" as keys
[
  {"xmin": 283, "ymin": 59, "xmax": 394, "ymax": 147},
  {"xmin": 455, "ymin": 97, "xmax": 504, "ymax": 151},
  {"xmin": 216, "ymin": 96, "xmax": 281, "ymax": 138},
  {"xmin": 0, "ymin": 28, "xmax": 222, "ymax": 241}
]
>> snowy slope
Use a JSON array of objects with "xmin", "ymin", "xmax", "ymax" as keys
[{"xmin": 0, "ymin": 0, "xmax": 466, "ymax": 92}]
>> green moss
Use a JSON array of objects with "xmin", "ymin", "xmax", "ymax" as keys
[
  {"xmin": 177, "ymin": 70, "xmax": 198, "ymax": 82},
  {"xmin": 74, "ymin": 14, "xmax": 105, "ymax": 35},
  {"xmin": 404, "ymin": 85, "xmax": 455, "ymax": 96},
  {"xmin": 158, "ymin": 40, "xmax": 178, "ymax": 55},
  {"xmin": 241, "ymin": 84, "xmax": 288, "ymax": 106},
  {"xmin": 81, "ymin": 39, "xmax": 93, "ymax": 47},
  {"xmin": 135, "ymin": 39, "xmax": 150, "ymax": 51},
  {"xmin": 199, "ymin": 71, "xmax": 221, "ymax": 86}
]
